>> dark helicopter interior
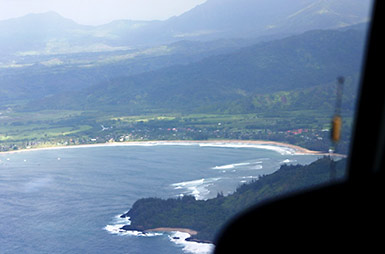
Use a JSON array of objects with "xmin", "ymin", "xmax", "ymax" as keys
[{"xmin": 214, "ymin": 1, "xmax": 384, "ymax": 252}]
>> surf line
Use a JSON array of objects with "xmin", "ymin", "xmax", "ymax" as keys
[{"xmin": 0, "ymin": 139, "xmax": 337, "ymax": 156}]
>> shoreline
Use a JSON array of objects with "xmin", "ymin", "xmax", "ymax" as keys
[
  {"xmin": 145, "ymin": 227, "xmax": 198, "ymax": 236},
  {"xmin": 129, "ymin": 227, "xmax": 213, "ymax": 244},
  {"xmin": 0, "ymin": 139, "xmax": 342, "ymax": 156},
  {"xmin": 145, "ymin": 228, "xmax": 214, "ymax": 244}
]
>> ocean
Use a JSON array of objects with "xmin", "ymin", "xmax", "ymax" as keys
[{"xmin": 0, "ymin": 143, "xmax": 321, "ymax": 254}]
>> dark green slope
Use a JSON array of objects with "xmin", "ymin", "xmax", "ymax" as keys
[
  {"xmin": 1, "ymin": 38, "xmax": 257, "ymax": 107},
  {"xmin": 121, "ymin": 158, "xmax": 347, "ymax": 242},
  {"xmin": 30, "ymin": 27, "xmax": 366, "ymax": 113},
  {"xmin": 223, "ymin": 73, "xmax": 361, "ymax": 114}
]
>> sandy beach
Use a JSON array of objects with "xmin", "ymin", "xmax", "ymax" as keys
[{"xmin": 0, "ymin": 139, "xmax": 336, "ymax": 156}]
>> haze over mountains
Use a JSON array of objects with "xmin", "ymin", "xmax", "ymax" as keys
[
  {"xmin": 29, "ymin": 27, "xmax": 366, "ymax": 114},
  {"xmin": 0, "ymin": 0, "xmax": 372, "ymax": 114},
  {"xmin": 0, "ymin": 0, "xmax": 371, "ymax": 56}
]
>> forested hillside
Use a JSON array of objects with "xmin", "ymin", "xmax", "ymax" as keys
[
  {"xmin": 121, "ymin": 157, "xmax": 347, "ymax": 242},
  {"xmin": 29, "ymin": 28, "xmax": 366, "ymax": 114}
]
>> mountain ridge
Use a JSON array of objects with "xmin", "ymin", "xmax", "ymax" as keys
[
  {"xmin": 26, "ymin": 27, "xmax": 366, "ymax": 114},
  {"xmin": 0, "ymin": 0, "xmax": 372, "ymax": 55}
]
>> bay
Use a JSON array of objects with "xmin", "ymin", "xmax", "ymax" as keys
[{"xmin": 0, "ymin": 144, "xmax": 320, "ymax": 254}]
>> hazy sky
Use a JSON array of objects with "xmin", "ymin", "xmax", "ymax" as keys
[{"xmin": 0, "ymin": 0, "xmax": 207, "ymax": 25}]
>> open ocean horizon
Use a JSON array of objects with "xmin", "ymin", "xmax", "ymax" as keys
[{"xmin": 0, "ymin": 143, "xmax": 321, "ymax": 254}]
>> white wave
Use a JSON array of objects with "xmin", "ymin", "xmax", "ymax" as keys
[
  {"xmin": 171, "ymin": 178, "xmax": 220, "ymax": 200},
  {"xmin": 213, "ymin": 161, "xmax": 263, "ymax": 171},
  {"xmin": 241, "ymin": 176, "xmax": 256, "ymax": 179},
  {"xmin": 212, "ymin": 164, "xmax": 234, "ymax": 170},
  {"xmin": 169, "ymin": 231, "xmax": 214, "ymax": 254},
  {"xmin": 7, "ymin": 140, "xmax": 300, "ymax": 157},
  {"xmin": 281, "ymin": 159, "xmax": 297, "ymax": 164},
  {"xmin": 105, "ymin": 221, "xmax": 214, "ymax": 253},
  {"xmin": 212, "ymin": 162, "xmax": 251, "ymax": 170},
  {"xmin": 106, "ymin": 142, "xmax": 199, "ymax": 147},
  {"xmin": 198, "ymin": 143, "xmax": 295, "ymax": 155},
  {"xmin": 105, "ymin": 214, "xmax": 131, "ymax": 236},
  {"xmin": 239, "ymin": 175, "xmax": 259, "ymax": 183},
  {"xmin": 252, "ymin": 165, "xmax": 263, "ymax": 170},
  {"xmin": 114, "ymin": 214, "xmax": 131, "ymax": 224},
  {"xmin": 172, "ymin": 179, "xmax": 205, "ymax": 187},
  {"xmin": 104, "ymin": 214, "xmax": 163, "ymax": 237},
  {"xmin": 253, "ymin": 145, "xmax": 295, "ymax": 155},
  {"xmin": 104, "ymin": 224, "xmax": 162, "ymax": 237},
  {"xmin": 171, "ymin": 179, "xmax": 208, "ymax": 200},
  {"xmin": 104, "ymin": 224, "xmax": 131, "ymax": 235}
]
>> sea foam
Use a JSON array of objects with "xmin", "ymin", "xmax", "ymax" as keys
[
  {"xmin": 104, "ymin": 214, "xmax": 162, "ymax": 237},
  {"xmin": 169, "ymin": 231, "xmax": 214, "ymax": 254},
  {"xmin": 212, "ymin": 161, "xmax": 263, "ymax": 171},
  {"xmin": 281, "ymin": 159, "xmax": 297, "ymax": 164},
  {"xmin": 198, "ymin": 143, "xmax": 295, "ymax": 155},
  {"xmin": 105, "ymin": 215, "xmax": 214, "ymax": 253},
  {"xmin": 171, "ymin": 178, "xmax": 220, "ymax": 200},
  {"xmin": 212, "ymin": 162, "xmax": 251, "ymax": 170}
]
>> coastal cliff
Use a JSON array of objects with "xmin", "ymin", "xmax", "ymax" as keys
[{"xmin": 120, "ymin": 157, "xmax": 346, "ymax": 242}]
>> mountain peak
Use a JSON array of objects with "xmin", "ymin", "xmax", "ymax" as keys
[
  {"xmin": 32, "ymin": 11, "xmax": 79, "ymax": 24},
  {"xmin": 162, "ymin": 0, "xmax": 371, "ymax": 40},
  {"xmin": 0, "ymin": 11, "xmax": 80, "ymax": 28}
]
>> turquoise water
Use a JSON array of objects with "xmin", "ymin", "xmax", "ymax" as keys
[{"xmin": 0, "ymin": 144, "xmax": 320, "ymax": 254}]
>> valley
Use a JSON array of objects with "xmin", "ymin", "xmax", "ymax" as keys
[{"xmin": 0, "ymin": 0, "xmax": 370, "ymax": 156}]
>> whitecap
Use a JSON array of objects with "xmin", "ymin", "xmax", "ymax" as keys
[
  {"xmin": 281, "ymin": 159, "xmax": 297, "ymax": 164},
  {"xmin": 104, "ymin": 214, "xmax": 162, "ymax": 237},
  {"xmin": 114, "ymin": 214, "xmax": 131, "ymax": 225},
  {"xmin": 104, "ymin": 224, "xmax": 129, "ymax": 235},
  {"xmin": 213, "ymin": 161, "xmax": 263, "ymax": 171},
  {"xmin": 172, "ymin": 179, "xmax": 205, "ymax": 187},
  {"xmin": 104, "ymin": 224, "xmax": 162, "ymax": 237},
  {"xmin": 241, "ymin": 176, "xmax": 255, "ymax": 179},
  {"xmin": 212, "ymin": 162, "xmax": 251, "ymax": 170},
  {"xmin": 169, "ymin": 231, "xmax": 214, "ymax": 254},
  {"xmin": 104, "ymin": 214, "xmax": 131, "ymax": 236},
  {"xmin": 212, "ymin": 164, "xmax": 235, "ymax": 170},
  {"xmin": 199, "ymin": 143, "xmax": 295, "ymax": 155},
  {"xmin": 171, "ymin": 178, "xmax": 220, "ymax": 200},
  {"xmin": 119, "ymin": 142, "xmax": 297, "ymax": 156},
  {"xmin": 240, "ymin": 175, "xmax": 259, "ymax": 182}
]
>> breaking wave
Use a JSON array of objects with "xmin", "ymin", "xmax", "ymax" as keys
[
  {"xmin": 104, "ymin": 214, "xmax": 162, "ymax": 237},
  {"xmin": 169, "ymin": 231, "xmax": 214, "ymax": 254},
  {"xmin": 171, "ymin": 178, "xmax": 221, "ymax": 200}
]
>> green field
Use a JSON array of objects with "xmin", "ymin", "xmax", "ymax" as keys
[{"xmin": 0, "ymin": 108, "xmax": 353, "ymax": 154}]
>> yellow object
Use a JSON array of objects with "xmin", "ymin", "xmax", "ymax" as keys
[{"xmin": 331, "ymin": 115, "xmax": 342, "ymax": 142}]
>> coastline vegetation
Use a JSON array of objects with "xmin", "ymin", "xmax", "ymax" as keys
[
  {"xmin": 0, "ymin": 27, "xmax": 364, "ymax": 155},
  {"xmin": 0, "ymin": 110, "xmax": 353, "ymax": 154},
  {"xmin": 120, "ymin": 157, "xmax": 347, "ymax": 242}
]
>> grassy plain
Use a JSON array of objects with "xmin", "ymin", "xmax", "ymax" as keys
[{"xmin": 0, "ymin": 108, "xmax": 352, "ymax": 153}]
